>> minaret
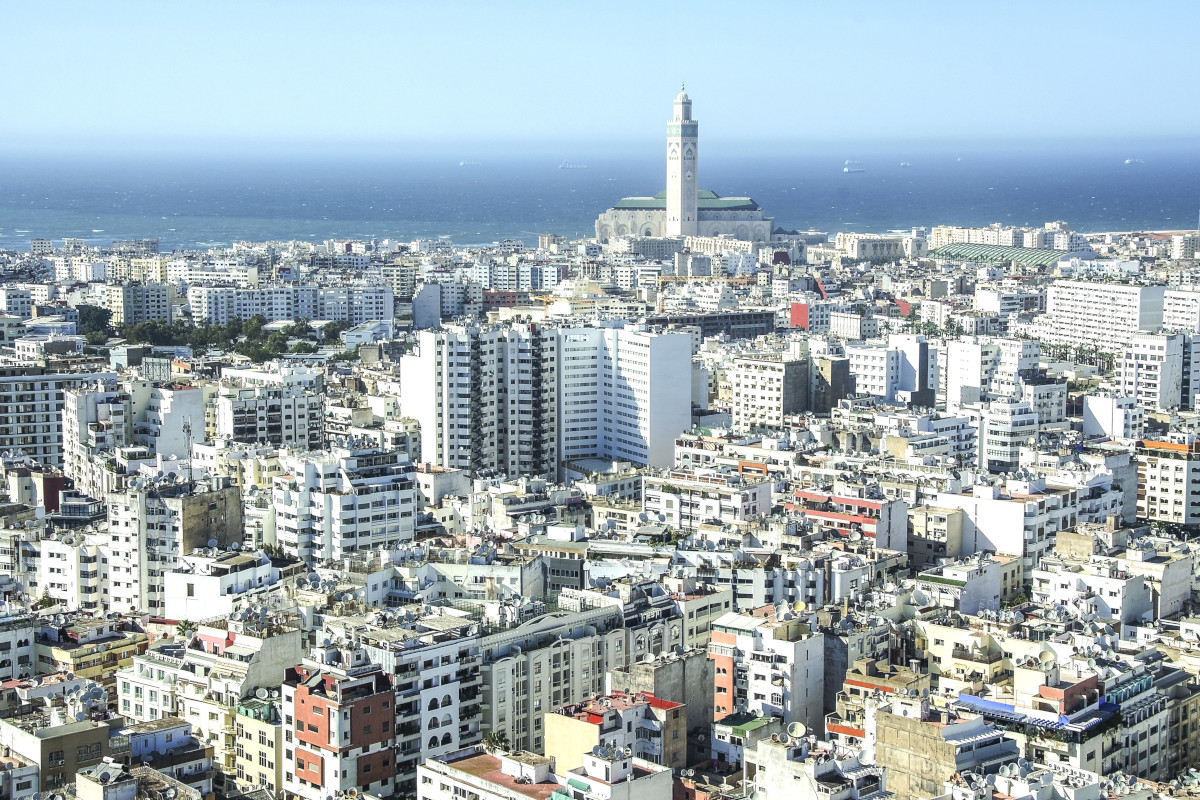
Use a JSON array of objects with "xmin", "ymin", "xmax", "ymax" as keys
[{"xmin": 665, "ymin": 84, "xmax": 698, "ymax": 237}]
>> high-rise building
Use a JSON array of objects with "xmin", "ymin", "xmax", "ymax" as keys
[{"xmin": 400, "ymin": 322, "xmax": 692, "ymax": 477}]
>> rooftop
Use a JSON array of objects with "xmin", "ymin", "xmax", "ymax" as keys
[
  {"xmin": 610, "ymin": 190, "xmax": 761, "ymax": 212},
  {"xmin": 441, "ymin": 751, "xmax": 559, "ymax": 800}
]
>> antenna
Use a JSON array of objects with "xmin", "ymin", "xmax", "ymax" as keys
[{"xmin": 182, "ymin": 417, "xmax": 194, "ymax": 486}]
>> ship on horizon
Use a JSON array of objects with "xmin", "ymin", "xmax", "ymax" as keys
[
  {"xmin": 843, "ymin": 160, "xmax": 865, "ymax": 173},
  {"xmin": 559, "ymin": 161, "xmax": 588, "ymax": 170}
]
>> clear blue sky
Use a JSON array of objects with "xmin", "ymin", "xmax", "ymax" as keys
[{"xmin": 5, "ymin": 0, "xmax": 1197, "ymax": 154}]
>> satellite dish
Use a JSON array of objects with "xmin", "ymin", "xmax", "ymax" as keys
[
  {"xmin": 1040, "ymin": 649, "xmax": 1055, "ymax": 664},
  {"xmin": 792, "ymin": 600, "xmax": 806, "ymax": 614},
  {"xmin": 207, "ymin": 539, "xmax": 218, "ymax": 548},
  {"xmin": 849, "ymin": 531, "xmax": 862, "ymax": 542},
  {"xmin": 911, "ymin": 589, "xmax": 929, "ymax": 606},
  {"xmin": 256, "ymin": 687, "xmax": 268, "ymax": 700},
  {"xmin": 788, "ymin": 722, "xmax": 807, "ymax": 737}
]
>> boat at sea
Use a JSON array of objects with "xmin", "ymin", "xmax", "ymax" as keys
[
  {"xmin": 1125, "ymin": 158, "xmax": 1144, "ymax": 165},
  {"xmin": 458, "ymin": 160, "xmax": 481, "ymax": 167},
  {"xmin": 559, "ymin": 161, "xmax": 588, "ymax": 170},
  {"xmin": 899, "ymin": 161, "xmax": 912, "ymax": 168},
  {"xmin": 843, "ymin": 160, "xmax": 865, "ymax": 173}
]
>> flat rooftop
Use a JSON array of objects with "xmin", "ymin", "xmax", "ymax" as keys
[{"xmin": 442, "ymin": 752, "xmax": 559, "ymax": 800}]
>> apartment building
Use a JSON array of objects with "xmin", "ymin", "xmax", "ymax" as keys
[
  {"xmin": 106, "ymin": 477, "xmax": 242, "ymax": 614},
  {"xmin": 708, "ymin": 610, "xmax": 825, "ymax": 735},
  {"xmin": 0, "ymin": 368, "xmax": 118, "ymax": 469},
  {"xmin": 642, "ymin": 468, "xmax": 772, "ymax": 533},
  {"xmin": 272, "ymin": 448, "xmax": 417, "ymax": 564},
  {"xmin": 1136, "ymin": 437, "xmax": 1200, "ymax": 526},
  {"xmin": 214, "ymin": 383, "xmax": 323, "ymax": 449},
  {"xmin": 1036, "ymin": 280, "xmax": 1165, "ymax": 351},
  {"xmin": 544, "ymin": 691, "xmax": 686, "ymax": 771},
  {"xmin": 281, "ymin": 661, "xmax": 397, "ymax": 800},
  {"xmin": 728, "ymin": 355, "xmax": 807, "ymax": 431},
  {"xmin": 105, "ymin": 282, "xmax": 172, "ymax": 325},
  {"xmin": 1115, "ymin": 331, "xmax": 1187, "ymax": 411},
  {"xmin": 187, "ymin": 284, "xmax": 394, "ymax": 325},
  {"xmin": 401, "ymin": 322, "xmax": 691, "ymax": 477}
]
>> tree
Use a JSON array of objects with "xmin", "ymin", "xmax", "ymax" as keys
[
  {"xmin": 77, "ymin": 304, "xmax": 113, "ymax": 338},
  {"xmin": 176, "ymin": 620, "xmax": 197, "ymax": 641},
  {"xmin": 33, "ymin": 589, "xmax": 54, "ymax": 610},
  {"xmin": 482, "ymin": 730, "xmax": 510, "ymax": 754}
]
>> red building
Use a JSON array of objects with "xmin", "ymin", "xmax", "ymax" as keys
[{"xmin": 282, "ymin": 661, "xmax": 396, "ymax": 800}]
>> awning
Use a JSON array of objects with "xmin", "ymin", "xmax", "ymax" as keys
[
  {"xmin": 568, "ymin": 779, "xmax": 591, "ymax": 792},
  {"xmin": 223, "ymin": 645, "xmax": 255, "ymax": 659}
]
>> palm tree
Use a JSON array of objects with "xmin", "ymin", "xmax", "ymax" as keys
[
  {"xmin": 482, "ymin": 730, "xmax": 510, "ymax": 754},
  {"xmin": 176, "ymin": 620, "xmax": 197, "ymax": 641}
]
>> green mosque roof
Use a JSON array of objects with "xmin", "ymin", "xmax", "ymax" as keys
[{"xmin": 610, "ymin": 190, "xmax": 761, "ymax": 212}]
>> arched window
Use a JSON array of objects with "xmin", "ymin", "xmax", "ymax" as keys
[
  {"xmin": 428, "ymin": 698, "xmax": 439, "ymax": 711},
  {"xmin": 428, "ymin": 718, "xmax": 440, "ymax": 729},
  {"xmin": 441, "ymin": 714, "xmax": 453, "ymax": 728},
  {"xmin": 442, "ymin": 694, "xmax": 453, "ymax": 707},
  {"xmin": 441, "ymin": 732, "xmax": 453, "ymax": 746},
  {"xmin": 428, "ymin": 736, "xmax": 439, "ymax": 749}
]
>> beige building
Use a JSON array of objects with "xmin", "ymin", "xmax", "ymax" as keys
[
  {"xmin": 544, "ymin": 691, "xmax": 686, "ymax": 772},
  {"xmin": 728, "ymin": 355, "xmax": 807, "ymax": 432},
  {"xmin": 907, "ymin": 503, "xmax": 964, "ymax": 573},
  {"xmin": 233, "ymin": 696, "xmax": 285, "ymax": 794}
]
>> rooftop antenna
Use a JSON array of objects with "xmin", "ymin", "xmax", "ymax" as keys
[{"xmin": 182, "ymin": 417, "xmax": 194, "ymax": 487}]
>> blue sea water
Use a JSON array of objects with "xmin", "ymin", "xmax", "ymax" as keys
[{"xmin": 1, "ymin": 142, "xmax": 1197, "ymax": 252}]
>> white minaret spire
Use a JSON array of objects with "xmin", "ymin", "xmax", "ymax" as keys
[{"xmin": 665, "ymin": 84, "xmax": 698, "ymax": 236}]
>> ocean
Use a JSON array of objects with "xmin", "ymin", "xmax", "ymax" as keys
[{"xmin": 1, "ymin": 141, "xmax": 1197, "ymax": 252}]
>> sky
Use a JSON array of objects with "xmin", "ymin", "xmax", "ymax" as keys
[{"xmin": 4, "ymin": 0, "xmax": 1198, "ymax": 156}]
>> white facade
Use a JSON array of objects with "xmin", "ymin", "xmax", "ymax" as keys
[
  {"xmin": 1082, "ymin": 394, "xmax": 1144, "ymax": 440},
  {"xmin": 214, "ymin": 384, "xmax": 323, "ymax": 449},
  {"xmin": 272, "ymin": 448, "xmax": 417, "ymax": 564},
  {"xmin": 187, "ymin": 284, "xmax": 393, "ymax": 325},
  {"xmin": 1115, "ymin": 331, "xmax": 1185, "ymax": 411},
  {"xmin": 401, "ymin": 322, "xmax": 691, "ymax": 476},
  {"xmin": 1036, "ymin": 280, "xmax": 1165, "ymax": 352}
]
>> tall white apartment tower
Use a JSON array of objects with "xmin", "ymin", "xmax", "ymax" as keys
[{"xmin": 665, "ymin": 86, "xmax": 698, "ymax": 236}]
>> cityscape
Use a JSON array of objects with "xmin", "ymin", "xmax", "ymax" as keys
[{"xmin": 4, "ymin": 4, "xmax": 1200, "ymax": 800}]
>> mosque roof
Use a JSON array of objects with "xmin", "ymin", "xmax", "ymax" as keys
[
  {"xmin": 609, "ymin": 190, "xmax": 760, "ymax": 212},
  {"xmin": 927, "ymin": 242, "xmax": 1092, "ymax": 266}
]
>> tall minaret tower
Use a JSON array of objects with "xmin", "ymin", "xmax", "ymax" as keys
[{"xmin": 665, "ymin": 84, "xmax": 698, "ymax": 237}]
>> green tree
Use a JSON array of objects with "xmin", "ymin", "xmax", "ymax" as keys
[
  {"xmin": 176, "ymin": 620, "xmax": 197, "ymax": 641},
  {"xmin": 482, "ymin": 730, "xmax": 510, "ymax": 754},
  {"xmin": 77, "ymin": 305, "xmax": 113, "ymax": 338}
]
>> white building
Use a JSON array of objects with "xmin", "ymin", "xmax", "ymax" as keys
[
  {"xmin": 1115, "ymin": 331, "xmax": 1186, "ymax": 411},
  {"xmin": 401, "ymin": 322, "xmax": 691, "ymax": 476},
  {"xmin": 708, "ymin": 611, "xmax": 825, "ymax": 735},
  {"xmin": 1136, "ymin": 437, "xmax": 1200, "ymax": 526},
  {"xmin": 1035, "ymin": 280, "xmax": 1165, "ymax": 352},
  {"xmin": 163, "ymin": 549, "xmax": 281, "ymax": 621},
  {"xmin": 642, "ymin": 468, "xmax": 772, "ymax": 533},
  {"xmin": 1082, "ymin": 394, "xmax": 1144, "ymax": 440},
  {"xmin": 214, "ymin": 383, "xmax": 323, "ymax": 449},
  {"xmin": 272, "ymin": 448, "xmax": 417, "ymax": 564},
  {"xmin": 728, "ymin": 355, "xmax": 807, "ymax": 431}
]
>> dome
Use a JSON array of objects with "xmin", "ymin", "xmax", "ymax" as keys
[{"xmin": 675, "ymin": 90, "xmax": 690, "ymax": 104}]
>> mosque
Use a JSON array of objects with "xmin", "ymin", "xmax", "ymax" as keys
[{"xmin": 594, "ymin": 88, "xmax": 774, "ymax": 243}]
